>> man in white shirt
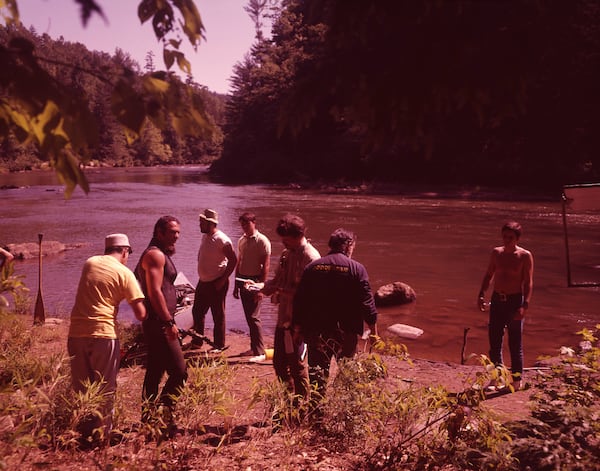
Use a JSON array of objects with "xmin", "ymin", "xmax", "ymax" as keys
[{"xmin": 192, "ymin": 209, "xmax": 237, "ymax": 351}]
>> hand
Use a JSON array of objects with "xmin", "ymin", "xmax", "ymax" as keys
[
  {"xmin": 477, "ymin": 296, "xmax": 486, "ymax": 312},
  {"xmin": 233, "ymin": 287, "xmax": 240, "ymax": 299},
  {"xmin": 164, "ymin": 323, "xmax": 179, "ymax": 341},
  {"xmin": 365, "ymin": 324, "xmax": 378, "ymax": 352},
  {"xmin": 245, "ymin": 281, "xmax": 264, "ymax": 292}
]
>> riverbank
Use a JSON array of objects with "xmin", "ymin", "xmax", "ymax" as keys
[
  {"xmin": 4, "ymin": 315, "xmax": 598, "ymax": 470},
  {"xmin": 1, "ymin": 163, "xmax": 565, "ymax": 201}
]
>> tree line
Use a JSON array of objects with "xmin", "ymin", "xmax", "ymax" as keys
[
  {"xmin": 214, "ymin": 0, "xmax": 600, "ymax": 191},
  {"xmin": 0, "ymin": 24, "xmax": 225, "ymax": 170},
  {"xmin": 2, "ymin": 0, "xmax": 600, "ymax": 193}
]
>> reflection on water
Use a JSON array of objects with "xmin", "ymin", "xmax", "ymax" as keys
[{"xmin": 2, "ymin": 166, "xmax": 599, "ymax": 366}]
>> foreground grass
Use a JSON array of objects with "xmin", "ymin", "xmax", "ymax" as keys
[{"xmin": 1, "ymin": 310, "xmax": 599, "ymax": 470}]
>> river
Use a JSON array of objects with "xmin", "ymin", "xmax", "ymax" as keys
[{"xmin": 2, "ymin": 166, "xmax": 599, "ymax": 367}]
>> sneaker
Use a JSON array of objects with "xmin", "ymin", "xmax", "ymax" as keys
[
  {"xmin": 483, "ymin": 380, "xmax": 499, "ymax": 392},
  {"xmin": 209, "ymin": 347, "xmax": 224, "ymax": 354},
  {"xmin": 249, "ymin": 354, "xmax": 266, "ymax": 363}
]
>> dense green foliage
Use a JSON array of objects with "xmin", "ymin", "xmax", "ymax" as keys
[
  {"xmin": 1, "ymin": 311, "xmax": 598, "ymax": 469},
  {"xmin": 1, "ymin": 0, "xmax": 224, "ymax": 195},
  {"xmin": 2, "ymin": 0, "xmax": 599, "ymax": 191},
  {"xmin": 214, "ymin": 0, "xmax": 600, "ymax": 189},
  {"xmin": 0, "ymin": 24, "xmax": 226, "ymax": 171}
]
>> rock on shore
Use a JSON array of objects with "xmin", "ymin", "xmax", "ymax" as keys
[{"xmin": 6, "ymin": 241, "xmax": 85, "ymax": 259}]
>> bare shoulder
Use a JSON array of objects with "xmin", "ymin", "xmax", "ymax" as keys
[
  {"xmin": 516, "ymin": 246, "xmax": 533, "ymax": 259},
  {"xmin": 143, "ymin": 247, "xmax": 165, "ymax": 268},
  {"xmin": 491, "ymin": 246, "xmax": 504, "ymax": 256}
]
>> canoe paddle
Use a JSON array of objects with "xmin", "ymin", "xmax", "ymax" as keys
[{"xmin": 33, "ymin": 233, "xmax": 45, "ymax": 325}]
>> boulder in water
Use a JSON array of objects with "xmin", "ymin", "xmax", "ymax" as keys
[{"xmin": 374, "ymin": 281, "xmax": 416, "ymax": 307}]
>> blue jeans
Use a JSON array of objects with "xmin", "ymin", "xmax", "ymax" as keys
[{"xmin": 488, "ymin": 292, "xmax": 524, "ymax": 380}]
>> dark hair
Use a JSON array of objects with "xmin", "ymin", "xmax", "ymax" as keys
[
  {"xmin": 328, "ymin": 228, "xmax": 355, "ymax": 255},
  {"xmin": 153, "ymin": 215, "xmax": 180, "ymax": 237},
  {"xmin": 502, "ymin": 221, "xmax": 522, "ymax": 239},
  {"xmin": 275, "ymin": 214, "xmax": 305, "ymax": 238},
  {"xmin": 239, "ymin": 212, "xmax": 256, "ymax": 223}
]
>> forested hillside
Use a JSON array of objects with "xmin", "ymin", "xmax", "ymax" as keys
[
  {"xmin": 2, "ymin": 0, "xmax": 600, "ymax": 192},
  {"xmin": 0, "ymin": 24, "xmax": 226, "ymax": 172},
  {"xmin": 214, "ymin": 0, "xmax": 600, "ymax": 190}
]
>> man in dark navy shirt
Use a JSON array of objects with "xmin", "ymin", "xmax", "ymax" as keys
[{"xmin": 292, "ymin": 228, "xmax": 378, "ymax": 403}]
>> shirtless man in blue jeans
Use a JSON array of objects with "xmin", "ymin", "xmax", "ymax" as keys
[{"xmin": 478, "ymin": 221, "xmax": 534, "ymax": 391}]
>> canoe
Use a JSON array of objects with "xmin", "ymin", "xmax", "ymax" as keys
[{"xmin": 174, "ymin": 272, "xmax": 195, "ymax": 330}]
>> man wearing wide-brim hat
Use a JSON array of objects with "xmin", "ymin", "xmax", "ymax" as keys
[
  {"xmin": 68, "ymin": 233, "xmax": 146, "ymax": 445},
  {"xmin": 192, "ymin": 209, "xmax": 237, "ymax": 351}
]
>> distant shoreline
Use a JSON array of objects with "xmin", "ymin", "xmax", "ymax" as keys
[{"xmin": 0, "ymin": 163, "xmax": 571, "ymax": 201}]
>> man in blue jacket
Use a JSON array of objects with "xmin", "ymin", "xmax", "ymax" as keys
[{"xmin": 292, "ymin": 228, "xmax": 378, "ymax": 403}]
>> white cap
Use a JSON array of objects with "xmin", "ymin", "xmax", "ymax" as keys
[{"xmin": 105, "ymin": 233, "xmax": 130, "ymax": 249}]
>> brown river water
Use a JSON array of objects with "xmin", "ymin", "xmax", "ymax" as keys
[{"xmin": 2, "ymin": 166, "xmax": 599, "ymax": 367}]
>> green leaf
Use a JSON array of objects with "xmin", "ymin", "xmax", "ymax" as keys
[
  {"xmin": 30, "ymin": 100, "xmax": 61, "ymax": 146},
  {"xmin": 168, "ymin": 38, "xmax": 182, "ymax": 49},
  {"xmin": 142, "ymin": 75, "xmax": 170, "ymax": 94},
  {"xmin": 111, "ymin": 79, "xmax": 146, "ymax": 136},
  {"xmin": 173, "ymin": 0, "xmax": 204, "ymax": 47},
  {"xmin": 175, "ymin": 52, "xmax": 191, "ymax": 75},
  {"xmin": 152, "ymin": 5, "xmax": 174, "ymax": 40},
  {"xmin": 0, "ymin": 101, "xmax": 31, "ymax": 143},
  {"xmin": 0, "ymin": 0, "xmax": 20, "ymax": 26},
  {"xmin": 53, "ymin": 148, "xmax": 90, "ymax": 197},
  {"xmin": 138, "ymin": 0, "xmax": 158, "ymax": 24},
  {"xmin": 163, "ymin": 49, "xmax": 175, "ymax": 70}
]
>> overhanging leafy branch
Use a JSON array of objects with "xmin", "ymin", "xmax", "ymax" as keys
[{"xmin": 0, "ymin": 0, "xmax": 212, "ymax": 196}]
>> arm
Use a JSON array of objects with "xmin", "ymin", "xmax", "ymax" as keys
[
  {"xmin": 259, "ymin": 250, "xmax": 270, "ymax": 283},
  {"xmin": 478, "ymin": 250, "xmax": 496, "ymax": 310},
  {"xmin": 215, "ymin": 242, "xmax": 237, "ymax": 290},
  {"xmin": 517, "ymin": 250, "xmax": 534, "ymax": 319},
  {"xmin": 0, "ymin": 247, "xmax": 14, "ymax": 267},
  {"xmin": 358, "ymin": 269, "xmax": 378, "ymax": 342},
  {"xmin": 142, "ymin": 249, "xmax": 178, "ymax": 340},
  {"xmin": 261, "ymin": 252, "xmax": 285, "ymax": 296},
  {"xmin": 233, "ymin": 240, "xmax": 242, "ymax": 299},
  {"xmin": 130, "ymin": 298, "xmax": 147, "ymax": 321}
]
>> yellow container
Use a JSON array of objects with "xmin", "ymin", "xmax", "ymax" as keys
[{"xmin": 264, "ymin": 348, "xmax": 274, "ymax": 360}]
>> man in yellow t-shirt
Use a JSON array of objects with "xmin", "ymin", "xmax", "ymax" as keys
[{"xmin": 67, "ymin": 233, "xmax": 146, "ymax": 445}]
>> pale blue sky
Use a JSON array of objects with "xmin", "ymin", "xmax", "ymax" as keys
[{"xmin": 17, "ymin": 0, "xmax": 258, "ymax": 94}]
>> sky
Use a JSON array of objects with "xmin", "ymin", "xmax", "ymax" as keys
[{"xmin": 17, "ymin": 0, "xmax": 259, "ymax": 94}]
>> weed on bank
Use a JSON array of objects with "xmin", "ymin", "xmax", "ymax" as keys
[{"xmin": 1, "ymin": 310, "xmax": 598, "ymax": 470}]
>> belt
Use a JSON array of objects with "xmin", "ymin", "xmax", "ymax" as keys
[
  {"xmin": 238, "ymin": 274, "xmax": 261, "ymax": 281},
  {"xmin": 493, "ymin": 291, "xmax": 522, "ymax": 302}
]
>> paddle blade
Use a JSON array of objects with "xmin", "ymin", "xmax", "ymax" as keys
[{"xmin": 34, "ymin": 291, "xmax": 45, "ymax": 325}]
